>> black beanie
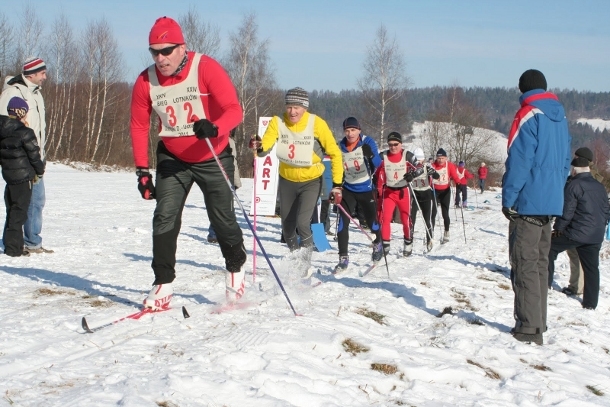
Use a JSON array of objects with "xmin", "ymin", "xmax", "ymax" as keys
[
  {"xmin": 342, "ymin": 117, "xmax": 360, "ymax": 130},
  {"xmin": 387, "ymin": 132, "xmax": 402, "ymax": 143},
  {"xmin": 519, "ymin": 69, "xmax": 547, "ymax": 93},
  {"xmin": 436, "ymin": 148, "xmax": 447, "ymax": 157},
  {"xmin": 571, "ymin": 157, "xmax": 590, "ymax": 168},
  {"xmin": 574, "ymin": 147, "xmax": 593, "ymax": 162}
]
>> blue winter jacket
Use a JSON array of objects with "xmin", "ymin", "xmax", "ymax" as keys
[
  {"xmin": 339, "ymin": 135, "xmax": 382, "ymax": 193},
  {"xmin": 502, "ymin": 90, "xmax": 571, "ymax": 216}
]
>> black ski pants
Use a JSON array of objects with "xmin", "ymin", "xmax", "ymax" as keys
[
  {"xmin": 3, "ymin": 182, "xmax": 32, "ymax": 256},
  {"xmin": 432, "ymin": 187, "xmax": 451, "ymax": 232},
  {"xmin": 548, "ymin": 235, "xmax": 601, "ymax": 309},
  {"xmin": 337, "ymin": 189, "xmax": 381, "ymax": 256},
  {"xmin": 151, "ymin": 142, "xmax": 244, "ymax": 285},
  {"xmin": 410, "ymin": 188, "xmax": 434, "ymax": 242}
]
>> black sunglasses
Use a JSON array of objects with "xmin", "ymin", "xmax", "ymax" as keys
[
  {"xmin": 388, "ymin": 143, "xmax": 401, "ymax": 147},
  {"xmin": 149, "ymin": 44, "xmax": 180, "ymax": 57}
]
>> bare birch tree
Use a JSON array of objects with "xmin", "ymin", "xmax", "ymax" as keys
[
  {"xmin": 45, "ymin": 14, "xmax": 80, "ymax": 159},
  {"xmin": 15, "ymin": 5, "xmax": 44, "ymax": 67},
  {"xmin": 422, "ymin": 86, "xmax": 502, "ymax": 168},
  {"xmin": 0, "ymin": 12, "xmax": 16, "ymax": 76},
  {"xmin": 358, "ymin": 24, "xmax": 410, "ymax": 145},
  {"xmin": 178, "ymin": 6, "xmax": 221, "ymax": 58},
  {"xmin": 79, "ymin": 18, "xmax": 124, "ymax": 163},
  {"xmin": 224, "ymin": 12, "xmax": 277, "ymax": 174}
]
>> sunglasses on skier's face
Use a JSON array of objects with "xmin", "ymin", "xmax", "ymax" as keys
[
  {"xmin": 148, "ymin": 44, "xmax": 180, "ymax": 57},
  {"xmin": 388, "ymin": 143, "xmax": 401, "ymax": 147}
]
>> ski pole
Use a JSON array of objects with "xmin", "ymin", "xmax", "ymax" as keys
[
  {"xmin": 459, "ymin": 203, "xmax": 467, "ymax": 244},
  {"xmin": 408, "ymin": 182, "xmax": 434, "ymax": 242},
  {"xmin": 204, "ymin": 138, "xmax": 298, "ymax": 316},
  {"xmin": 252, "ymin": 144, "xmax": 257, "ymax": 283},
  {"xmin": 336, "ymin": 203, "xmax": 374, "ymax": 243},
  {"xmin": 473, "ymin": 180, "xmax": 479, "ymax": 209}
]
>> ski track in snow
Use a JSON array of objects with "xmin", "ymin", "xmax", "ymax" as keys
[{"xmin": 0, "ymin": 162, "xmax": 609, "ymax": 406}]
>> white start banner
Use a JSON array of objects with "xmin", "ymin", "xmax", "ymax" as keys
[{"xmin": 250, "ymin": 117, "xmax": 279, "ymax": 216}]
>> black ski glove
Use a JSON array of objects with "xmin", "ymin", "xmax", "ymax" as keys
[
  {"xmin": 404, "ymin": 166, "xmax": 424, "ymax": 183},
  {"xmin": 502, "ymin": 206, "xmax": 518, "ymax": 222},
  {"xmin": 136, "ymin": 168, "xmax": 155, "ymax": 200},
  {"xmin": 361, "ymin": 144, "xmax": 374, "ymax": 160},
  {"xmin": 427, "ymin": 166, "xmax": 440, "ymax": 179},
  {"xmin": 193, "ymin": 119, "xmax": 218, "ymax": 139}
]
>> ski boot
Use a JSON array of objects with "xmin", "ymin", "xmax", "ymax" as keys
[
  {"xmin": 226, "ymin": 268, "xmax": 245, "ymax": 303},
  {"xmin": 371, "ymin": 241, "xmax": 383, "ymax": 262},
  {"xmin": 143, "ymin": 283, "xmax": 173, "ymax": 310},
  {"xmin": 333, "ymin": 256, "xmax": 349, "ymax": 274},
  {"xmin": 403, "ymin": 239, "xmax": 413, "ymax": 257},
  {"xmin": 442, "ymin": 230, "xmax": 450, "ymax": 244}
]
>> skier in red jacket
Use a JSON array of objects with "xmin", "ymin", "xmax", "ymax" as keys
[
  {"xmin": 130, "ymin": 17, "xmax": 246, "ymax": 310},
  {"xmin": 477, "ymin": 162, "xmax": 488, "ymax": 193},
  {"xmin": 454, "ymin": 161, "xmax": 474, "ymax": 208},
  {"xmin": 431, "ymin": 148, "xmax": 460, "ymax": 243}
]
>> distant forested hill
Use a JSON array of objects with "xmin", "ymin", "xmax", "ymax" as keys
[{"xmin": 309, "ymin": 87, "xmax": 610, "ymax": 139}]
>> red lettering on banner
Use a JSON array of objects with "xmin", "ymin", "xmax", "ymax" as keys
[
  {"xmin": 263, "ymin": 168, "xmax": 270, "ymax": 177},
  {"xmin": 262, "ymin": 180, "xmax": 270, "ymax": 189},
  {"xmin": 263, "ymin": 156, "xmax": 273, "ymax": 166}
]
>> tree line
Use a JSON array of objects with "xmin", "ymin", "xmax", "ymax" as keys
[{"xmin": 1, "ymin": 6, "xmax": 609, "ymax": 183}]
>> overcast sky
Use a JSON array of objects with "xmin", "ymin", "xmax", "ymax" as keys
[{"xmin": 15, "ymin": 0, "xmax": 610, "ymax": 92}]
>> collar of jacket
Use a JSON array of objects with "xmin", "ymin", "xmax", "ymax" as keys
[
  {"xmin": 519, "ymin": 89, "xmax": 558, "ymax": 107},
  {"xmin": 7, "ymin": 74, "xmax": 40, "ymax": 92}
]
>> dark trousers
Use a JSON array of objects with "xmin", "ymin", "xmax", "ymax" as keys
[
  {"xmin": 337, "ymin": 189, "xmax": 380, "ymax": 256},
  {"xmin": 151, "ymin": 142, "xmax": 244, "ymax": 284},
  {"xmin": 3, "ymin": 182, "xmax": 32, "ymax": 256},
  {"xmin": 509, "ymin": 217, "xmax": 550, "ymax": 335},
  {"xmin": 278, "ymin": 176, "xmax": 322, "ymax": 251},
  {"xmin": 432, "ymin": 188, "xmax": 451, "ymax": 232},
  {"xmin": 548, "ymin": 235, "xmax": 601, "ymax": 309},
  {"xmin": 410, "ymin": 189, "xmax": 434, "ymax": 242},
  {"xmin": 455, "ymin": 184, "xmax": 467, "ymax": 206}
]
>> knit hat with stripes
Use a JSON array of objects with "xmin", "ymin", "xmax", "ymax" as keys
[
  {"xmin": 23, "ymin": 57, "xmax": 46, "ymax": 75},
  {"xmin": 285, "ymin": 87, "xmax": 309, "ymax": 108}
]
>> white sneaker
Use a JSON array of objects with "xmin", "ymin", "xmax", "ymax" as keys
[
  {"xmin": 143, "ymin": 284, "xmax": 173, "ymax": 310},
  {"xmin": 226, "ymin": 268, "xmax": 245, "ymax": 303}
]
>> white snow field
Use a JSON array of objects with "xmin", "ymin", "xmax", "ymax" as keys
[{"xmin": 1, "ymin": 162, "xmax": 609, "ymax": 407}]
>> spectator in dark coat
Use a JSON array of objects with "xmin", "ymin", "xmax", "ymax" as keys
[
  {"xmin": 0, "ymin": 97, "xmax": 45, "ymax": 257},
  {"xmin": 548, "ymin": 155, "xmax": 610, "ymax": 310}
]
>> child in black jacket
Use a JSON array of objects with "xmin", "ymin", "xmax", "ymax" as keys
[{"xmin": 0, "ymin": 97, "xmax": 45, "ymax": 257}]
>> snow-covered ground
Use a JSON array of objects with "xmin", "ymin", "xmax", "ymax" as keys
[
  {"xmin": 1, "ymin": 162, "xmax": 609, "ymax": 406},
  {"xmin": 577, "ymin": 118, "xmax": 610, "ymax": 132}
]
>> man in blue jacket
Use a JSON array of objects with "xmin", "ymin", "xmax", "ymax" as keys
[
  {"xmin": 502, "ymin": 69, "xmax": 571, "ymax": 345},
  {"xmin": 548, "ymin": 155, "xmax": 610, "ymax": 310},
  {"xmin": 333, "ymin": 117, "xmax": 383, "ymax": 272}
]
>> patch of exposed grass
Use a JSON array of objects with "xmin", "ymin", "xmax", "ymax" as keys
[
  {"xmin": 477, "ymin": 275, "xmax": 495, "ymax": 282},
  {"xmin": 371, "ymin": 363, "xmax": 398, "ymax": 375},
  {"xmin": 450, "ymin": 288, "xmax": 477, "ymax": 311},
  {"xmin": 89, "ymin": 299, "xmax": 113, "ymax": 308},
  {"xmin": 467, "ymin": 359, "xmax": 501, "ymax": 380},
  {"xmin": 467, "ymin": 318, "xmax": 484, "ymax": 326},
  {"xmin": 34, "ymin": 287, "xmax": 75, "ymax": 297},
  {"xmin": 531, "ymin": 364, "xmax": 552, "ymax": 371},
  {"xmin": 437, "ymin": 306, "xmax": 454, "ymax": 318},
  {"xmin": 342, "ymin": 338, "xmax": 370, "ymax": 356},
  {"xmin": 356, "ymin": 308, "xmax": 386, "ymax": 325},
  {"xmin": 602, "ymin": 346, "xmax": 609, "ymax": 354},
  {"xmin": 498, "ymin": 283, "xmax": 511, "ymax": 290},
  {"xmin": 156, "ymin": 401, "xmax": 180, "ymax": 407},
  {"xmin": 586, "ymin": 385, "xmax": 604, "ymax": 396}
]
